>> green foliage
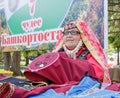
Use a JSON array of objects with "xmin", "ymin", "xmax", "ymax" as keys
[
  {"xmin": 108, "ymin": 33, "xmax": 120, "ymax": 49},
  {"xmin": 108, "ymin": 34, "xmax": 114, "ymax": 44},
  {"xmin": 108, "ymin": 0, "xmax": 120, "ymax": 50}
]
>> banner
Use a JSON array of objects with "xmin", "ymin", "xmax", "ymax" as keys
[{"xmin": 0, "ymin": 0, "xmax": 106, "ymax": 52}]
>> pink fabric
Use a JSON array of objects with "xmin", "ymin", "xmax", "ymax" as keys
[
  {"xmin": 87, "ymin": 53, "xmax": 104, "ymax": 81},
  {"xmin": 106, "ymin": 82, "xmax": 120, "ymax": 92},
  {"xmin": 78, "ymin": 21, "xmax": 110, "ymax": 83},
  {"xmin": 0, "ymin": 74, "xmax": 11, "ymax": 80},
  {"xmin": 23, "ymin": 81, "xmax": 78, "ymax": 98},
  {"xmin": 11, "ymin": 86, "xmax": 28, "ymax": 98},
  {"xmin": 79, "ymin": 21, "xmax": 107, "ymax": 65},
  {"xmin": 0, "ymin": 82, "xmax": 28, "ymax": 98},
  {"xmin": 0, "ymin": 82, "xmax": 14, "ymax": 98}
]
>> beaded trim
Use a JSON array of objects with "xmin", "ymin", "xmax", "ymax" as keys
[
  {"xmin": 6, "ymin": 83, "xmax": 14, "ymax": 98},
  {"xmin": 0, "ymin": 82, "xmax": 14, "ymax": 98},
  {"xmin": 63, "ymin": 40, "xmax": 83, "ymax": 58}
]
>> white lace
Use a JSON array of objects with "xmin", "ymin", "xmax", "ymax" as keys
[{"xmin": 63, "ymin": 40, "xmax": 83, "ymax": 59}]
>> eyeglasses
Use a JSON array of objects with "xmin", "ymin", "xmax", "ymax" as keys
[{"xmin": 63, "ymin": 31, "xmax": 80, "ymax": 36}]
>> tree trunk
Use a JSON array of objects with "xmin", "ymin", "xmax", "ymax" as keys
[
  {"xmin": 25, "ymin": 51, "xmax": 29, "ymax": 66},
  {"xmin": 117, "ymin": 47, "xmax": 120, "ymax": 65},
  {"xmin": 2, "ymin": 52, "xmax": 11, "ymax": 70},
  {"xmin": 10, "ymin": 51, "xmax": 23, "ymax": 76}
]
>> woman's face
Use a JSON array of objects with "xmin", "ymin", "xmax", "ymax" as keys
[{"xmin": 63, "ymin": 29, "xmax": 81, "ymax": 50}]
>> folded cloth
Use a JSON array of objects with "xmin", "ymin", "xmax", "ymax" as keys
[
  {"xmin": 0, "ymin": 82, "xmax": 28, "ymax": 98},
  {"xmin": 79, "ymin": 89, "xmax": 120, "ymax": 98},
  {"xmin": 0, "ymin": 77, "xmax": 26, "ymax": 87},
  {"xmin": 66, "ymin": 76, "xmax": 100, "ymax": 97},
  {"xmin": 24, "ymin": 52, "xmax": 95, "ymax": 84},
  {"xmin": 28, "ymin": 89, "xmax": 68, "ymax": 98},
  {"xmin": 0, "ymin": 74, "xmax": 11, "ymax": 80},
  {"xmin": 106, "ymin": 82, "xmax": 120, "ymax": 92}
]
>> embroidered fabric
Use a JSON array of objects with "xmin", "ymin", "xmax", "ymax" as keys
[{"xmin": 63, "ymin": 40, "xmax": 83, "ymax": 59}]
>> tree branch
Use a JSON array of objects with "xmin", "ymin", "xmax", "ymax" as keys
[
  {"xmin": 108, "ymin": 18, "xmax": 120, "ymax": 21},
  {"xmin": 109, "ymin": 31, "xmax": 120, "ymax": 34},
  {"xmin": 108, "ymin": 2, "xmax": 120, "ymax": 6},
  {"xmin": 108, "ymin": 10, "xmax": 120, "ymax": 13}
]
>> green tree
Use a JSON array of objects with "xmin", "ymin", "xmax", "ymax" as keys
[{"xmin": 108, "ymin": 0, "xmax": 120, "ymax": 65}]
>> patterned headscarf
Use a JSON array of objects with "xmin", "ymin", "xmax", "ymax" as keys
[
  {"xmin": 75, "ymin": 20, "xmax": 111, "ymax": 84},
  {"xmin": 64, "ymin": 21, "xmax": 77, "ymax": 31}
]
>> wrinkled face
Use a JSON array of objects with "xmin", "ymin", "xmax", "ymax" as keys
[{"xmin": 63, "ymin": 28, "xmax": 81, "ymax": 50}]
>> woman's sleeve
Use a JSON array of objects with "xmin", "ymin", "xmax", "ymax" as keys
[{"xmin": 87, "ymin": 53, "xmax": 104, "ymax": 81}]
